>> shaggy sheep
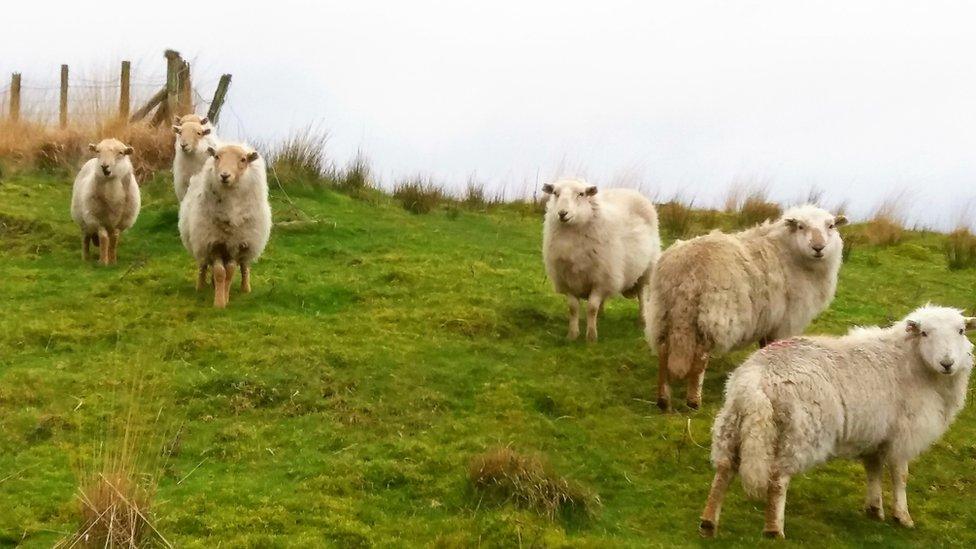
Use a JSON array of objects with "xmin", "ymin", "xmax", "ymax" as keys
[
  {"xmin": 179, "ymin": 143, "xmax": 271, "ymax": 308},
  {"xmin": 645, "ymin": 204, "xmax": 847, "ymax": 410},
  {"xmin": 70, "ymin": 139, "xmax": 141, "ymax": 265},
  {"xmin": 176, "ymin": 113, "xmax": 212, "ymax": 129},
  {"xmin": 542, "ymin": 178, "xmax": 661, "ymax": 342},
  {"xmin": 699, "ymin": 305, "xmax": 976, "ymax": 539},
  {"xmin": 172, "ymin": 118, "xmax": 217, "ymax": 202}
]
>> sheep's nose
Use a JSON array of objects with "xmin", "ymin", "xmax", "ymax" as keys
[
  {"xmin": 100, "ymin": 164, "xmax": 111, "ymax": 175},
  {"xmin": 558, "ymin": 210, "xmax": 569, "ymax": 221},
  {"xmin": 220, "ymin": 172, "xmax": 231, "ymax": 182},
  {"xmin": 940, "ymin": 358, "xmax": 955, "ymax": 370},
  {"xmin": 812, "ymin": 244, "xmax": 825, "ymax": 253}
]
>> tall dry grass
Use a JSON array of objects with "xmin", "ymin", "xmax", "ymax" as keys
[
  {"xmin": 865, "ymin": 190, "xmax": 910, "ymax": 246},
  {"xmin": 266, "ymin": 126, "xmax": 331, "ymax": 187},
  {"xmin": 723, "ymin": 181, "xmax": 781, "ymax": 227},
  {"xmin": 393, "ymin": 176, "xmax": 445, "ymax": 214}
]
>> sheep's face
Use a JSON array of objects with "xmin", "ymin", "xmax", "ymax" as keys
[
  {"xmin": 173, "ymin": 122, "xmax": 211, "ymax": 155},
  {"xmin": 87, "ymin": 139, "xmax": 133, "ymax": 179},
  {"xmin": 542, "ymin": 179, "xmax": 598, "ymax": 226},
  {"xmin": 176, "ymin": 114, "xmax": 209, "ymax": 127},
  {"xmin": 208, "ymin": 145, "xmax": 259, "ymax": 187},
  {"xmin": 782, "ymin": 205, "xmax": 847, "ymax": 261},
  {"xmin": 906, "ymin": 307, "xmax": 976, "ymax": 376}
]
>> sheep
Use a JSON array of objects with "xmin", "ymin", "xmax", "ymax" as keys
[
  {"xmin": 178, "ymin": 143, "xmax": 271, "ymax": 308},
  {"xmin": 541, "ymin": 178, "xmax": 661, "ymax": 342},
  {"xmin": 70, "ymin": 139, "xmax": 141, "ymax": 265},
  {"xmin": 645, "ymin": 204, "xmax": 847, "ymax": 410},
  {"xmin": 176, "ymin": 113, "xmax": 212, "ymax": 129},
  {"xmin": 699, "ymin": 305, "xmax": 976, "ymax": 539},
  {"xmin": 172, "ymin": 117, "xmax": 217, "ymax": 202}
]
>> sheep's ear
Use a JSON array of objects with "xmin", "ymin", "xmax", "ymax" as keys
[
  {"xmin": 965, "ymin": 317, "xmax": 976, "ymax": 332},
  {"xmin": 88, "ymin": 143, "xmax": 98, "ymax": 153},
  {"xmin": 200, "ymin": 117, "xmax": 209, "ymax": 125},
  {"xmin": 541, "ymin": 183, "xmax": 554, "ymax": 194},
  {"xmin": 585, "ymin": 185, "xmax": 598, "ymax": 196},
  {"xmin": 172, "ymin": 125, "xmax": 181, "ymax": 134},
  {"xmin": 785, "ymin": 218, "xmax": 799, "ymax": 231},
  {"xmin": 246, "ymin": 151, "xmax": 259, "ymax": 163},
  {"xmin": 202, "ymin": 128, "xmax": 212, "ymax": 136},
  {"xmin": 906, "ymin": 319, "xmax": 921, "ymax": 335},
  {"xmin": 207, "ymin": 146, "xmax": 217, "ymax": 158},
  {"xmin": 833, "ymin": 215, "xmax": 849, "ymax": 227},
  {"xmin": 123, "ymin": 146, "xmax": 134, "ymax": 156}
]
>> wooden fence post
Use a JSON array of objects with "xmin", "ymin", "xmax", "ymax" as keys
[
  {"xmin": 164, "ymin": 49, "xmax": 182, "ymax": 123},
  {"xmin": 177, "ymin": 60, "xmax": 192, "ymax": 116},
  {"xmin": 207, "ymin": 74, "xmax": 232, "ymax": 125},
  {"xmin": 130, "ymin": 87, "xmax": 167, "ymax": 123},
  {"xmin": 9, "ymin": 73, "xmax": 21, "ymax": 122},
  {"xmin": 119, "ymin": 61, "xmax": 131, "ymax": 120},
  {"xmin": 59, "ymin": 64, "xmax": 69, "ymax": 128}
]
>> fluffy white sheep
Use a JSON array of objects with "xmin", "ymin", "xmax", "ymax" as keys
[
  {"xmin": 70, "ymin": 138, "xmax": 141, "ymax": 265},
  {"xmin": 645, "ymin": 204, "xmax": 847, "ymax": 410},
  {"xmin": 179, "ymin": 143, "xmax": 271, "ymax": 308},
  {"xmin": 700, "ymin": 305, "xmax": 976, "ymax": 539},
  {"xmin": 172, "ymin": 116, "xmax": 218, "ymax": 202},
  {"xmin": 542, "ymin": 178, "xmax": 661, "ymax": 342}
]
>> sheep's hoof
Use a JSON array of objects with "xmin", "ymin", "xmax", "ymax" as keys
[
  {"xmin": 762, "ymin": 529, "xmax": 785, "ymax": 539},
  {"xmin": 586, "ymin": 332, "xmax": 598, "ymax": 343},
  {"xmin": 656, "ymin": 397, "xmax": 671, "ymax": 412},
  {"xmin": 699, "ymin": 520, "xmax": 716, "ymax": 538},
  {"xmin": 686, "ymin": 399, "xmax": 701, "ymax": 410},
  {"xmin": 566, "ymin": 331, "xmax": 579, "ymax": 341},
  {"xmin": 893, "ymin": 513, "xmax": 914, "ymax": 528},
  {"xmin": 865, "ymin": 505, "xmax": 884, "ymax": 521}
]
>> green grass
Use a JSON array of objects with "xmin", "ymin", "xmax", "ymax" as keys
[{"xmin": 2, "ymin": 171, "xmax": 976, "ymax": 547}]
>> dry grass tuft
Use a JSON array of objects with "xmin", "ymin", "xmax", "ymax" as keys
[
  {"xmin": 268, "ymin": 126, "xmax": 330, "ymax": 187},
  {"xmin": 865, "ymin": 191, "xmax": 910, "ymax": 246},
  {"xmin": 657, "ymin": 196, "xmax": 696, "ymax": 238},
  {"xmin": 334, "ymin": 151, "xmax": 374, "ymax": 197},
  {"xmin": 393, "ymin": 176, "xmax": 445, "ymax": 214},
  {"xmin": 461, "ymin": 178, "xmax": 503, "ymax": 211},
  {"xmin": 724, "ymin": 183, "xmax": 781, "ymax": 227},
  {"xmin": 468, "ymin": 447, "xmax": 599, "ymax": 520},
  {"xmin": 945, "ymin": 228, "xmax": 976, "ymax": 270}
]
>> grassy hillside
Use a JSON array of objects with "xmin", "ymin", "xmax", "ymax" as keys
[{"xmin": 1, "ymin": 170, "xmax": 975, "ymax": 547}]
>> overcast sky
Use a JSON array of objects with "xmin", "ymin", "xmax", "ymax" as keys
[{"xmin": 3, "ymin": 1, "xmax": 975, "ymax": 228}]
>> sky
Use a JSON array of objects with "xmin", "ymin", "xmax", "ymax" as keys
[{"xmin": 3, "ymin": 1, "xmax": 975, "ymax": 229}]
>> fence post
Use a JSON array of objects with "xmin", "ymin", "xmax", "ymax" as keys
[
  {"xmin": 207, "ymin": 74, "xmax": 232, "ymax": 125},
  {"xmin": 178, "ymin": 60, "xmax": 192, "ymax": 115},
  {"xmin": 164, "ymin": 49, "xmax": 182, "ymax": 123},
  {"xmin": 119, "ymin": 61, "xmax": 131, "ymax": 120},
  {"xmin": 59, "ymin": 64, "xmax": 69, "ymax": 128},
  {"xmin": 9, "ymin": 73, "xmax": 21, "ymax": 122}
]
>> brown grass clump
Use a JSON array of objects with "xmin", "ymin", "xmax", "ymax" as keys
[
  {"xmin": 865, "ymin": 191, "xmax": 910, "ymax": 246},
  {"xmin": 393, "ymin": 176, "xmax": 445, "ymax": 214},
  {"xmin": 267, "ymin": 126, "xmax": 330, "ymax": 187},
  {"xmin": 724, "ymin": 183, "xmax": 781, "ymax": 227},
  {"xmin": 945, "ymin": 228, "xmax": 976, "ymax": 270},
  {"xmin": 468, "ymin": 447, "xmax": 599, "ymax": 520},
  {"xmin": 461, "ymin": 178, "xmax": 503, "ymax": 211},
  {"xmin": 657, "ymin": 196, "xmax": 696, "ymax": 239},
  {"xmin": 334, "ymin": 151, "xmax": 375, "ymax": 197}
]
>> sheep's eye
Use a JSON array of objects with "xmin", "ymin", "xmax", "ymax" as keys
[
  {"xmin": 921, "ymin": 331, "xmax": 928, "ymax": 337},
  {"xmin": 828, "ymin": 223, "xmax": 835, "ymax": 230},
  {"xmin": 578, "ymin": 192, "xmax": 585, "ymax": 198},
  {"xmin": 197, "ymin": 131, "xmax": 203, "ymax": 137},
  {"xmin": 960, "ymin": 328, "xmax": 966, "ymax": 335}
]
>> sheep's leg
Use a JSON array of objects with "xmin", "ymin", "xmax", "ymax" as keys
[
  {"xmin": 98, "ymin": 228, "xmax": 110, "ymax": 265},
  {"xmin": 212, "ymin": 261, "xmax": 227, "ymax": 309},
  {"xmin": 108, "ymin": 229, "xmax": 120, "ymax": 264},
  {"xmin": 700, "ymin": 461, "xmax": 734, "ymax": 537},
  {"xmin": 636, "ymin": 283, "xmax": 647, "ymax": 327},
  {"xmin": 224, "ymin": 261, "xmax": 237, "ymax": 306},
  {"xmin": 566, "ymin": 296, "xmax": 580, "ymax": 341},
  {"xmin": 196, "ymin": 264, "xmax": 208, "ymax": 291},
  {"xmin": 863, "ymin": 454, "xmax": 885, "ymax": 520},
  {"xmin": 656, "ymin": 340, "xmax": 671, "ymax": 412},
  {"xmin": 585, "ymin": 294, "xmax": 604, "ymax": 343},
  {"xmin": 889, "ymin": 460, "xmax": 914, "ymax": 527},
  {"xmin": 241, "ymin": 263, "xmax": 252, "ymax": 293},
  {"xmin": 763, "ymin": 470, "xmax": 791, "ymax": 539},
  {"xmin": 686, "ymin": 350, "xmax": 709, "ymax": 410},
  {"xmin": 82, "ymin": 234, "xmax": 91, "ymax": 261},
  {"xmin": 759, "ymin": 337, "xmax": 770, "ymax": 348}
]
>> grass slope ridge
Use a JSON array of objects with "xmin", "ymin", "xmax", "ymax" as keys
[{"xmin": 1, "ymin": 171, "xmax": 975, "ymax": 547}]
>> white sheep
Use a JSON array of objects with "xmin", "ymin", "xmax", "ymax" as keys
[
  {"xmin": 700, "ymin": 305, "xmax": 976, "ymax": 539},
  {"xmin": 645, "ymin": 204, "xmax": 847, "ymax": 410},
  {"xmin": 70, "ymin": 139, "xmax": 141, "ymax": 265},
  {"xmin": 172, "ymin": 116, "xmax": 217, "ymax": 202},
  {"xmin": 542, "ymin": 178, "xmax": 661, "ymax": 342},
  {"xmin": 179, "ymin": 143, "xmax": 271, "ymax": 308}
]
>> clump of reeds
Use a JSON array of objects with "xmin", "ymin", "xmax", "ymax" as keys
[
  {"xmin": 865, "ymin": 191, "xmax": 910, "ymax": 246},
  {"xmin": 393, "ymin": 176, "xmax": 445, "ymax": 214},
  {"xmin": 267, "ymin": 126, "xmax": 331, "ymax": 188}
]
